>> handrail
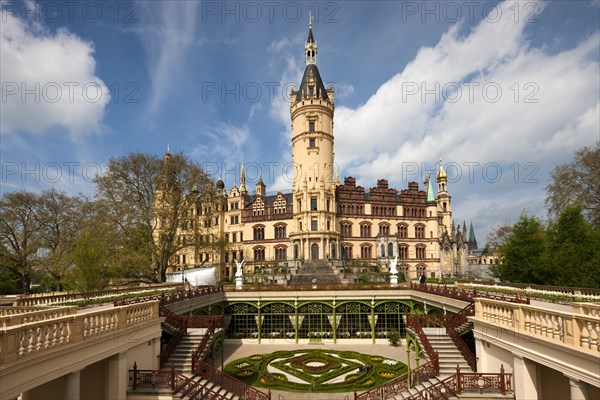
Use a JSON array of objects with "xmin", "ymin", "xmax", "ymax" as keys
[
  {"xmin": 194, "ymin": 359, "xmax": 271, "ymax": 400},
  {"xmin": 159, "ymin": 304, "xmax": 187, "ymax": 367},
  {"xmin": 444, "ymin": 303, "xmax": 477, "ymax": 371},
  {"xmin": 114, "ymin": 285, "xmax": 222, "ymax": 307},
  {"xmin": 356, "ymin": 314, "xmax": 440, "ymax": 400},
  {"xmin": 129, "ymin": 363, "xmax": 229, "ymax": 400},
  {"xmin": 402, "ymin": 365, "xmax": 512, "ymax": 400},
  {"xmin": 190, "ymin": 316, "xmax": 221, "ymax": 373},
  {"xmin": 13, "ymin": 284, "xmax": 182, "ymax": 306},
  {"xmin": 410, "ymin": 282, "xmax": 530, "ymax": 304},
  {"xmin": 406, "ymin": 314, "xmax": 440, "ymax": 365}
]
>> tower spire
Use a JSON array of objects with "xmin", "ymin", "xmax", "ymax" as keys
[
  {"xmin": 305, "ymin": 13, "xmax": 317, "ymax": 66},
  {"xmin": 240, "ymin": 163, "xmax": 247, "ymax": 195}
]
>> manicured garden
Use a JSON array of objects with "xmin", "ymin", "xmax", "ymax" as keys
[{"xmin": 223, "ymin": 349, "xmax": 407, "ymax": 393}]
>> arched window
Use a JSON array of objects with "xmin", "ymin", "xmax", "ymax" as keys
[
  {"xmin": 253, "ymin": 225, "xmax": 265, "ymax": 240},
  {"xmin": 380, "ymin": 245, "xmax": 385, "ymax": 257},
  {"xmin": 388, "ymin": 242, "xmax": 393, "ymax": 257},
  {"xmin": 398, "ymin": 224, "xmax": 408, "ymax": 238}
]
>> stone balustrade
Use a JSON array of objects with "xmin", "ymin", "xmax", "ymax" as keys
[
  {"xmin": 461, "ymin": 282, "xmax": 600, "ymax": 302},
  {"xmin": 12, "ymin": 284, "xmax": 182, "ymax": 307},
  {"xmin": 474, "ymin": 298, "xmax": 600, "ymax": 353},
  {"xmin": 0, "ymin": 306, "xmax": 78, "ymax": 329},
  {"xmin": 0, "ymin": 301, "xmax": 160, "ymax": 364}
]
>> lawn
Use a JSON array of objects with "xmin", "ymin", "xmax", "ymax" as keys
[{"xmin": 223, "ymin": 349, "xmax": 407, "ymax": 393}]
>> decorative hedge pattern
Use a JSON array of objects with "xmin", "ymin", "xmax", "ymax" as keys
[{"xmin": 224, "ymin": 349, "xmax": 407, "ymax": 393}]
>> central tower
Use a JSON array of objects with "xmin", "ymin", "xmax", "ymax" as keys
[{"xmin": 289, "ymin": 19, "xmax": 338, "ymax": 261}]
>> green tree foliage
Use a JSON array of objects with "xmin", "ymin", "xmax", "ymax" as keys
[
  {"xmin": 70, "ymin": 230, "xmax": 111, "ymax": 292},
  {"xmin": 493, "ymin": 214, "xmax": 545, "ymax": 284},
  {"xmin": 0, "ymin": 191, "xmax": 42, "ymax": 294},
  {"xmin": 494, "ymin": 208, "xmax": 600, "ymax": 288},
  {"xmin": 543, "ymin": 206, "xmax": 600, "ymax": 288},
  {"xmin": 93, "ymin": 152, "xmax": 214, "ymax": 282},
  {"xmin": 545, "ymin": 145, "xmax": 600, "ymax": 227}
]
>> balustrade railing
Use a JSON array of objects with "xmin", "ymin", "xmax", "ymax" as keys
[
  {"xmin": 475, "ymin": 298, "xmax": 600, "ymax": 353},
  {"xmin": 13, "ymin": 284, "xmax": 181, "ymax": 307},
  {"xmin": 403, "ymin": 365, "xmax": 512, "ymax": 400},
  {"xmin": 159, "ymin": 305, "xmax": 187, "ymax": 367},
  {"xmin": 194, "ymin": 359, "xmax": 271, "ymax": 400},
  {"xmin": 0, "ymin": 306, "xmax": 78, "ymax": 329},
  {"xmin": 114, "ymin": 285, "xmax": 222, "ymax": 307},
  {"xmin": 410, "ymin": 282, "xmax": 529, "ymax": 304},
  {"xmin": 444, "ymin": 303, "xmax": 477, "ymax": 371},
  {"xmin": 0, "ymin": 301, "xmax": 159, "ymax": 364},
  {"xmin": 129, "ymin": 363, "xmax": 230, "ymax": 400}
]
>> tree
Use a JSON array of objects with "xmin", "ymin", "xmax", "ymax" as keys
[
  {"xmin": 0, "ymin": 191, "xmax": 42, "ymax": 294},
  {"xmin": 543, "ymin": 205, "xmax": 600, "ymax": 288},
  {"xmin": 546, "ymin": 145, "xmax": 600, "ymax": 227},
  {"xmin": 485, "ymin": 222, "xmax": 513, "ymax": 249},
  {"xmin": 35, "ymin": 189, "xmax": 85, "ymax": 291},
  {"xmin": 93, "ymin": 151, "xmax": 214, "ymax": 282},
  {"xmin": 70, "ymin": 230, "xmax": 111, "ymax": 292},
  {"xmin": 494, "ymin": 214, "xmax": 545, "ymax": 284}
]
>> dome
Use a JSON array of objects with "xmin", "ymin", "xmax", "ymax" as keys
[{"xmin": 216, "ymin": 179, "xmax": 225, "ymax": 190}]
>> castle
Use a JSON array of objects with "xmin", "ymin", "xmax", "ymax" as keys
[{"xmin": 158, "ymin": 22, "xmax": 469, "ymax": 282}]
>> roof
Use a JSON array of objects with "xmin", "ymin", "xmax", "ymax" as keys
[
  {"xmin": 295, "ymin": 64, "xmax": 330, "ymax": 102},
  {"xmin": 245, "ymin": 192, "xmax": 293, "ymax": 208}
]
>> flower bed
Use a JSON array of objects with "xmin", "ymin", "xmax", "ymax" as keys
[{"xmin": 223, "ymin": 349, "xmax": 407, "ymax": 393}]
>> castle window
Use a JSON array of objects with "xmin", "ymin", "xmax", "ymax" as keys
[
  {"xmin": 378, "ymin": 223, "xmax": 390, "ymax": 235},
  {"xmin": 253, "ymin": 225, "xmax": 265, "ymax": 240},
  {"xmin": 361, "ymin": 245, "xmax": 372, "ymax": 259},
  {"xmin": 275, "ymin": 224, "xmax": 287, "ymax": 239},
  {"xmin": 360, "ymin": 223, "xmax": 371, "ymax": 238},
  {"xmin": 398, "ymin": 224, "xmax": 408, "ymax": 238},
  {"xmin": 416, "ymin": 245, "xmax": 426, "ymax": 259},
  {"xmin": 254, "ymin": 247, "xmax": 265, "ymax": 261},
  {"xmin": 311, "ymin": 197, "xmax": 318, "ymax": 211},
  {"xmin": 275, "ymin": 247, "xmax": 287, "ymax": 261},
  {"xmin": 341, "ymin": 222, "xmax": 352, "ymax": 237},
  {"xmin": 309, "ymin": 138, "xmax": 316, "ymax": 148},
  {"xmin": 415, "ymin": 225, "xmax": 425, "ymax": 239},
  {"xmin": 399, "ymin": 245, "xmax": 408, "ymax": 259},
  {"xmin": 311, "ymin": 219, "xmax": 318, "ymax": 231},
  {"xmin": 309, "ymin": 121, "xmax": 315, "ymax": 132}
]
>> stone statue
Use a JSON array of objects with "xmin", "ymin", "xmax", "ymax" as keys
[
  {"xmin": 389, "ymin": 255, "xmax": 398, "ymax": 275},
  {"xmin": 235, "ymin": 259, "xmax": 245, "ymax": 277}
]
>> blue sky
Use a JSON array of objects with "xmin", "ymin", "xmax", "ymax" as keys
[{"xmin": 1, "ymin": 0, "xmax": 599, "ymax": 243}]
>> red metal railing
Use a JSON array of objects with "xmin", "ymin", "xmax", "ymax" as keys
[
  {"xmin": 194, "ymin": 359, "xmax": 271, "ymax": 400},
  {"xmin": 129, "ymin": 363, "xmax": 230, "ymax": 400},
  {"xmin": 402, "ymin": 364, "xmax": 512, "ymax": 399},
  {"xmin": 159, "ymin": 305, "xmax": 187, "ymax": 367},
  {"xmin": 444, "ymin": 303, "xmax": 477, "ymax": 371},
  {"xmin": 356, "ymin": 315, "xmax": 439, "ymax": 400}
]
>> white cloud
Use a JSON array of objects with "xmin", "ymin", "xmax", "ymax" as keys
[
  {"xmin": 0, "ymin": 7, "xmax": 110, "ymax": 137},
  {"xmin": 332, "ymin": 0, "xmax": 599, "ymax": 241},
  {"xmin": 135, "ymin": 1, "xmax": 200, "ymax": 114}
]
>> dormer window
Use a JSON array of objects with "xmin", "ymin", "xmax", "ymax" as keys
[{"xmin": 309, "ymin": 86, "xmax": 314, "ymax": 96}]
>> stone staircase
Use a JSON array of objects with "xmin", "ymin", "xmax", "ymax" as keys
[
  {"xmin": 165, "ymin": 329, "xmax": 207, "ymax": 374},
  {"xmin": 289, "ymin": 260, "xmax": 341, "ymax": 285},
  {"xmin": 165, "ymin": 328, "xmax": 240, "ymax": 400},
  {"xmin": 419, "ymin": 327, "xmax": 471, "ymax": 376},
  {"xmin": 175, "ymin": 375, "xmax": 240, "ymax": 400},
  {"xmin": 391, "ymin": 376, "xmax": 445, "ymax": 399}
]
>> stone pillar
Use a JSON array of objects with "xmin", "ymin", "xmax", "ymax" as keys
[
  {"xmin": 152, "ymin": 337, "xmax": 161, "ymax": 370},
  {"xmin": 64, "ymin": 370, "xmax": 81, "ymax": 400},
  {"xmin": 320, "ymin": 238, "xmax": 324, "ymax": 259},
  {"xmin": 513, "ymin": 355, "xmax": 538, "ymax": 400},
  {"xmin": 475, "ymin": 339, "xmax": 487, "ymax": 372},
  {"xmin": 568, "ymin": 377, "xmax": 589, "ymax": 400},
  {"xmin": 107, "ymin": 352, "xmax": 127, "ymax": 400}
]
